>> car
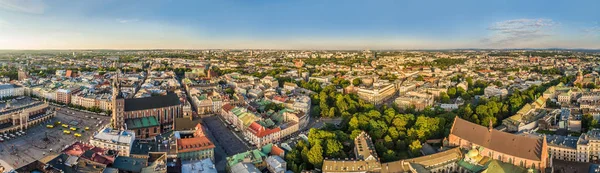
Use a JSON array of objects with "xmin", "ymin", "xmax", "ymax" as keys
[
  {"xmin": 63, "ymin": 130, "xmax": 71, "ymax": 134},
  {"xmin": 85, "ymin": 127, "xmax": 90, "ymax": 130},
  {"xmin": 47, "ymin": 125, "xmax": 54, "ymax": 128},
  {"xmin": 9, "ymin": 134, "xmax": 15, "ymax": 138},
  {"xmin": 70, "ymin": 127, "xmax": 77, "ymax": 131}
]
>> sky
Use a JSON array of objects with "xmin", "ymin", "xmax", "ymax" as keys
[{"xmin": 0, "ymin": 0, "xmax": 599, "ymax": 50}]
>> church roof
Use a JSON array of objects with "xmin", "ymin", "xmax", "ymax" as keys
[
  {"xmin": 450, "ymin": 117, "xmax": 545, "ymax": 161},
  {"xmin": 124, "ymin": 92, "xmax": 181, "ymax": 111}
]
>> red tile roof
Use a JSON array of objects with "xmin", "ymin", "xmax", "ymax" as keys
[
  {"xmin": 62, "ymin": 142, "xmax": 94, "ymax": 156},
  {"xmin": 248, "ymin": 122, "xmax": 280, "ymax": 138},
  {"xmin": 271, "ymin": 145, "xmax": 285, "ymax": 156},
  {"xmin": 194, "ymin": 123, "xmax": 206, "ymax": 137},
  {"xmin": 273, "ymin": 96, "xmax": 287, "ymax": 102},
  {"xmin": 222, "ymin": 104, "xmax": 234, "ymax": 112},
  {"xmin": 177, "ymin": 136, "xmax": 215, "ymax": 153}
]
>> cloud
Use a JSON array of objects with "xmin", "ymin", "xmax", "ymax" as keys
[
  {"xmin": 482, "ymin": 18, "xmax": 557, "ymax": 47},
  {"xmin": 116, "ymin": 18, "xmax": 139, "ymax": 24},
  {"xmin": 582, "ymin": 22, "xmax": 600, "ymax": 36},
  {"xmin": 0, "ymin": 0, "xmax": 45, "ymax": 14}
]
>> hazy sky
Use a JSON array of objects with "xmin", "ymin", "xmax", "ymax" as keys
[{"xmin": 0, "ymin": 0, "xmax": 599, "ymax": 49}]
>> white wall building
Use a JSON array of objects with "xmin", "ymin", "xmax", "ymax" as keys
[{"xmin": 90, "ymin": 127, "xmax": 135, "ymax": 156}]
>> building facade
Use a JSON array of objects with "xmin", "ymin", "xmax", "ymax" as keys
[{"xmin": 90, "ymin": 127, "xmax": 135, "ymax": 156}]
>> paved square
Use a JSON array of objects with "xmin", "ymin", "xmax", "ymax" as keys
[{"xmin": 0, "ymin": 107, "xmax": 110, "ymax": 169}]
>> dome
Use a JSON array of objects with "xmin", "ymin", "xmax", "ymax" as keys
[
  {"xmin": 466, "ymin": 148, "xmax": 479, "ymax": 158},
  {"xmin": 362, "ymin": 78, "xmax": 374, "ymax": 87}
]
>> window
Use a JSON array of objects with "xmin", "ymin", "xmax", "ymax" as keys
[{"xmin": 520, "ymin": 161, "xmax": 524, "ymax": 167}]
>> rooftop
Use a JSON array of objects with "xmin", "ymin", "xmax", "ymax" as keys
[
  {"xmin": 111, "ymin": 156, "xmax": 148, "ymax": 172},
  {"xmin": 124, "ymin": 92, "xmax": 181, "ymax": 111},
  {"xmin": 125, "ymin": 116, "xmax": 159, "ymax": 130},
  {"xmin": 181, "ymin": 158, "xmax": 217, "ymax": 173},
  {"xmin": 93, "ymin": 127, "xmax": 135, "ymax": 145},
  {"xmin": 451, "ymin": 117, "xmax": 545, "ymax": 161},
  {"xmin": 176, "ymin": 136, "xmax": 215, "ymax": 153}
]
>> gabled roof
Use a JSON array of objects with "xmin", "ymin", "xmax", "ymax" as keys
[
  {"xmin": 124, "ymin": 92, "xmax": 180, "ymax": 111},
  {"xmin": 271, "ymin": 145, "xmax": 285, "ymax": 156},
  {"xmin": 222, "ymin": 104, "xmax": 234, "ymax": 112},
  {"xmin": 176, "ymin": 136, "xmax": 215, "ymax": 153},
  {"xmin": 450, "ymin": 117, "xmax": 544, "ymax": 161},
  {"xmin": 248, "ymin": 122, "xmax": 280, "ymax": 138}
]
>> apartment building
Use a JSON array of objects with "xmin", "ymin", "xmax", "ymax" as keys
[
  {"xmin": 0, "ymin": 84, "xmax": 24, "ymax": 99},
  {"xmin": 357, "ymin": 82, "xmax": 396, "ymax": 105}
]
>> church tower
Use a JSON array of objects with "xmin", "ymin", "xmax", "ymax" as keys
[{"xmin": 111, "ymin": 70, "xmax": 125, "ymax": 130}]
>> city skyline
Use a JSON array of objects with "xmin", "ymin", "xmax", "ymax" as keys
[{"xmin": 0, "ymin": 0, "xmax": 599, "ymax": 50}]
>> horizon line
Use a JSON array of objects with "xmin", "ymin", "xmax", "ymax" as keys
[{"xmin": 1, "ymin": 48, "xmax": 599, "ymax": 51}]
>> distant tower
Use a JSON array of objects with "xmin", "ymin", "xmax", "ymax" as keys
[
  {"xmin": 575, "ymin": 68, "xmax": 584, "ymax": 86},
  {"xmin": 111, "ymin": 70, "xmax": 125, "ymax": 130},
  {"xmin": 17, "ymin": 69, "xmax": 28, "ymax": 81}
]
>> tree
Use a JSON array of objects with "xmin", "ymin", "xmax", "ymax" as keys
[
  {"xmin": 352, "ymin": 78, "xmax": 362, "ymax": 86},
  {"xmin": 447, "ymin": 87, "xmax": 457, "ymax": 98},
  {"xmin": 328, "ymin": 107, "xmax": 336, "ymax": 117},
  {"xmin": 409, "ymin": 140, "xmax": 422, "ymax": 156},
  {"xmin": 325, "ymin": 139, "xmax": 345, "ymax": 158},
  {"xmin": 583, "ymin": 114, "xmax": 595, "ymax": 132},
  {"xmin": 382, "ymin": 150, "xmax": 398, "ymax": 162},
  {"xmin": 440, "ymin": 92, "xmax": 451, "ymax": 103},
  {"xmin": 384, "ymin": 135, "xmax": 394, "ymax": 149},
  {"xmin": 416, "ymin": 75, "xmax": 424, "ymax": 81},
  {"xmin": 224, "ymin": 88, "xmax": 234, "ymax": 95},
  {"xmin": 308, "ymin": 142, "xmax": 324, "ymax": 168}
]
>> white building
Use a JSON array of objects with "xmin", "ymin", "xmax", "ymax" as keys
[
  {"xmin": 0, "ymin": 84, "xmax": 24, "ymax": 99},
  {"xmin": 181, "ymin": 158, "xmax": 217, "ymax": 173},
  {"xmin": 266, "ymin": 156, "xmax": 286, "ymax": 173},
  {"xmin": 357, "ymin": 82, "xmax": 396, "ymax": 105},
  {"xmin": 484, "ymin": 85, "xmax": 508, "ymax": 97},
  {"xmin": 90, "ymin": 127, "xmax": 135, "ymax": 156}
]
